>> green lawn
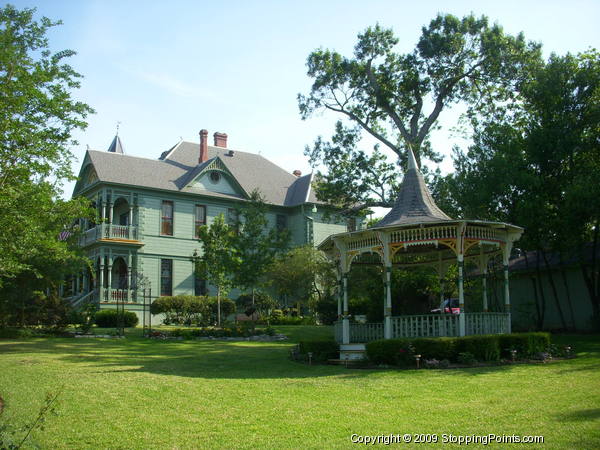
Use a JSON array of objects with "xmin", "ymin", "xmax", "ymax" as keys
[{"xmin": 1, "ymin": 327, "xmax": 599, "ymax": 449}]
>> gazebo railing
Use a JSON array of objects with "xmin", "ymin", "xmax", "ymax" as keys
[
  {"xmin": 335, "ymin": 313, "xmax": 511, "ymax": 343},
  {"xmin": 465, "ymin": 313, "xmax": 509, "ymax": 335},
  {"xmin": 391, "ymin": 314, "xmax": 460, "ymax": 339}
]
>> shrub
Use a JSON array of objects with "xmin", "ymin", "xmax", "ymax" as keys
[
  {"xmin": 366, "ymin": 339, "xmax": 413, "ymax": 366},
  {"xmin": 457, "ymin": 352, "xmax": 477, "ymax": 365},
  {"xmin": 298, "ymin": 340, "xmax": 338, "ymax": 361},
  {"xmin": 268, "ymin": 315, "xmax": 316, "ymax": 325},
  {"xmin": 95, "ymin": 309, "xmax": 138, "ymax": 328},
  {"xmin": 456, "ymin": 335, "xmax": 500, "ymax": 362},
  {"xmin": 498, "ymin": 332, "xmax": 551, "ymax": 358},
  {"xmin": 411, "ymin": 337, "xmax": 456, "ymax": 361}
]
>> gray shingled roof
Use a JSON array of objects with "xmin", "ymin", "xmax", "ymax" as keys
[
  {"xmin": 107, "ymin": 135, "xmax": 125, "ymax": 154},
  {"xmin": 373, "ymin": 149, "xmax": 452, "ymax": 227},
  {"xmin": 81, "ymin": 140, "xmax": 318, "ymax": 207}
]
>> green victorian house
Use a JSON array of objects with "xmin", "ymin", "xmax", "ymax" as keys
[{"xmin": 68, "ymin": 129, "xmax": 355, "ymax": 318}]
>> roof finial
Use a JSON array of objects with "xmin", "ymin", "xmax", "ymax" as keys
[
  {"xmin": 407, "ymin": 147, "xmax": 418, "ymax": 171},
  {"xmin": 116, "ymin": 121, "xmax": 121, "ymax": 136}
]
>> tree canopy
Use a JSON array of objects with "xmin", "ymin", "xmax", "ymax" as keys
[
  {"xmin": 0, "ymin": 5, "xmax": 93, "ymax": 309},
  {"xmin": 298, "ymin": 14, "xmax": 541, "ymax": 213},
  {"xmin": 438, "ymin": 50, "xmax": 600, "ymax": 329}
]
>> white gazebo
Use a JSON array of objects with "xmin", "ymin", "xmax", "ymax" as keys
[{"xmin": 318, "ymin": 149, "xmax": 523, "ymax": 354}]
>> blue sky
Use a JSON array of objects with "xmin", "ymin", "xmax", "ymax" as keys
[{"xmin": 11, "ymin": 0, "xmax": 600, "ymax": 200}]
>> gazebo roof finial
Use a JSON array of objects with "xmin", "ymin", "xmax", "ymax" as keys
[{"xmin": 407, "ymin": 146, "xmax": 418, "ymax": 171}]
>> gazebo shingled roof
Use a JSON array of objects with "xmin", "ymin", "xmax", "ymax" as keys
[{"xmin": 373, "ymin": 148, "xmax": 452, "ymax": 227}]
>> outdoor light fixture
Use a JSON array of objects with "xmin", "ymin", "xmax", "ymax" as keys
[
  {"xmin": 564, "ymin": 346, "xmax": 572, "ymax": 357},
  {"xmin": 311, "ymin": 205, "xmax": 317, "ymax": 214},
  {"xmin": 307, "ymin": 352, "xmax": 313, "ymax": 365},
  {"xmin": 415, "ymin": 354, "xmax": 422, "ymax": 369},
  {"xmin": 511, "ymin": 349, "xmax": 517, "ymax": 362}
]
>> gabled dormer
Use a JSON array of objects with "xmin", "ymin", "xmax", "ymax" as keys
[
  {"xmin": 73, "ymin": 152, "xmax": 99, "ymax": 196},
  {"xmin": 182, "ymin": 156, "xmax": 248, "ymax": 198}
]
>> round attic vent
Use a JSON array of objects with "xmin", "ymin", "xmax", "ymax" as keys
[{"xmin": 209, "ymin": 171, "xmax": 221, "ymax": 184}]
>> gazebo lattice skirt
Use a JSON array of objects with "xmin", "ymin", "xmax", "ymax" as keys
[{"xmin": 334, "ymin": 312, "xmax": 510, "ymax": 344}]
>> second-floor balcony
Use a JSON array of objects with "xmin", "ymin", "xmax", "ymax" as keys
[{"xmin": 80, "ymin": 223, "xmax": 141, "ymax": 247}]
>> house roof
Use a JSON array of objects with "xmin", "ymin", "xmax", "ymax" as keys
[
  {"xmin": 79, "ymin": 140, "xmax": 319, "ymax": 207},
  {"xmin": 372, "ymin": 148, "xmax": 452, "ymax": 228}
]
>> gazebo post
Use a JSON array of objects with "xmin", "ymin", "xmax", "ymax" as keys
[
  {"xmin": 379, "ymin": 232, "xmax": 392, "ymax": 339},
  {"xmin": 342, "ymin": 272, "xmax": 350, "ymax": 344},
  {"xmin": 457, "ymin": 223, "xmax": 466, "ymax": 337},
  {"xmin": 479, "ymin": 247, "xmax": 488, "ymax": 312},
  {"xmin": 502, "ymin": 241, "xmax": 514, "ymax": 334}
]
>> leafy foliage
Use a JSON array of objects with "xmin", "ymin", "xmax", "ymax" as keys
[
  {"xmin": 231, "ymin": 190, "xmax": 289, "ymax": 301},
  {"xmin": 266, "ymin": 245, "xmax": 336, "ymax": 311},
  {"xmin": 298, "ymin": 14, "xmax": 541, "ymax": 213},
  {"xmin": 94, "ymin": 309, "xmax": 138, "ymax": 328},
  {"xmin": 196, "ymin": 214, "xmax": 236, "ymax": 325},
  {"xmin": 0, "ymin": 5, "xmax": 94, "ymax": 280},
  {"xmin": 439, "ymin": 51, "xmax": 600, "ymax": 329}
]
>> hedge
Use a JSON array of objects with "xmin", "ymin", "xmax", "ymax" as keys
[
  {"xmin": 366, "ymin": 332, "xmax": 551, "ymax": 365},
  {"xmin": 95, "ymin": 309, "xmax": 138, "ymax": 328},
  {"xmin": 298, "ymin": 340, "xmax": 339, "ymax": 361}
]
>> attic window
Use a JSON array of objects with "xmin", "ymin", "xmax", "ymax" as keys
[{"xmin": 209, "ymin": 171, "xmax": 221, "ymax": 184}]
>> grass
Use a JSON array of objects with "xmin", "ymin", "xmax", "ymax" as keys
[{"xmin": 0, "ymin": 327, "xmax": 599, "ymax": 449}]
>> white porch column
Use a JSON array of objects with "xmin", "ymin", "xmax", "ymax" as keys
[
  {"xmin": 75, "ymin": 272, "xmax": 81, "ymax": 294},
  {"xmin": 342, "ymin": 273, "xmax": 350, "ymax": 344},
  {"xmin": 336, "ymin": 269, "xmax": 342, "ymax": 319},
  {"xmin": 107, "ymin": 257, "xmax": 113, "ymax": 302},
  {"xmin": 127, "ymin": 251, "xmax": 132, "ymax": 303},
  {"xmin": 99, "ymin": 255, "xmax": 105, "ymax": 302}
]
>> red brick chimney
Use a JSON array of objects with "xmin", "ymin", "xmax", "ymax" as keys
[
  {"xmin": 199, "ymin": 129, "xmax": 208, "ymax": 163},
  {"xmin": 293, "ymin": 170, "xmax": 302, "ymax": 177},
  {"xmin": 213, "ymin": 132, "xmax": 228, "ymax": 148}
]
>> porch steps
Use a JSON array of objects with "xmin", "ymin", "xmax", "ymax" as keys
[{"xmin": 339, "ymin": 343, "xmax": 367, "ymax": 361}]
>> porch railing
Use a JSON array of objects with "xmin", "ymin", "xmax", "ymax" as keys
[
  {"xmin": 80, "ymin": 224, "xmax": 139, "ymax": 246},
  {"xmin": 100, "ymin": 288, "xmax": 137, "ymax": 303},
  {"xmin": 335, "ymin": 313, "xmax": 511, "ymax": 343}
]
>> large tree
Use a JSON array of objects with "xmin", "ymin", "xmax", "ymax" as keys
[
  {"xmin": 0, "ymin": 5, "xmax": 93, "ymax": 313},
  {"xmin": 298, "ymin": 14, "xmax": 541, "ymax": 213},
  {"xmin": 440, "ymin": 51, "xmax": 600, "ymax": 329},
  {"xmin": 231, "ymin": 190, "xmax": 289, "ymax": 303}
]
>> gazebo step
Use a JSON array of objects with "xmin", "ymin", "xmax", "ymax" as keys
[
  {"xmin": 340, "ymin": 343, "xmax": 367, "ymax": 361},
  {"xmin": 340, "ymin": 343, "xmax": 366, "ymax": 351}
]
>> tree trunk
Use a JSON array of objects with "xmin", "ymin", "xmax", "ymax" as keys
[
  {"xmin": 534, "ymin": 250, "xmax": 548, "ymax": 330},
  {"xmin": 541, "ymin": 250, "xmax": 568, "ymax": 330},
  {"xmin": 217, "ymin": 286, "xmax": 221, "ymax": 327},
  {"xmin": 524, "ymin": 251, "xmax": 544, "ymax": 329},
  {"xmin": 559, "ymin": 255, "xmax": 577, "ymax": 331},
  {"xmin": 581, "ymin": 219, "xmax": 600, "ymax": 331}
]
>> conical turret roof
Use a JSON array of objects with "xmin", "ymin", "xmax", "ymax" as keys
[
  {"xmin": 373, "ymin": 148, "xmax": 452, "ymax": 228},
  {"xmin": 107, "ymin": 135, "xmax": 124, "ymax": 154}
]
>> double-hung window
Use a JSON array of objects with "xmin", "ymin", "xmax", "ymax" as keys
[
  {"xmin": 160, "ymin": 259, "xmax": 173, "ymax": 296},
  {"xmin": 161, "ymin": 201, "xmax": 174, "ymax": 236},
  {"xmin": 194, "ymin": 205, "xmax": 206, "ymax": 238}
]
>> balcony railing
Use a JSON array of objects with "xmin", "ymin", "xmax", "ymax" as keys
[{"xmin": 80, "ymin": 224, "xmax": 139, "ymax": 246}]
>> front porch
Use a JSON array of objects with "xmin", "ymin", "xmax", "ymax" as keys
[{"xmin": 334, "ymin": 312, "xmax": 510, "ymax": 344}]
